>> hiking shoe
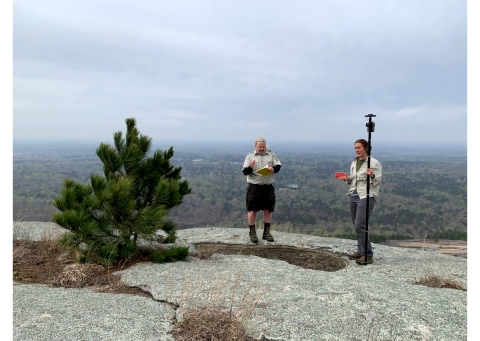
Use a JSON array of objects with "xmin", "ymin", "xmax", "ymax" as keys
[
  {"xmin": 249, "ymin": 227, "xmax": 258, "ymax": 243},
  {"xmin": 262, "ymin": 227, "xmax": 274, "ymax": 242},
  {"xmin": 356, "ymin": 256, "xmax": 373, "ymax": 265},
  {"xmin": 347, "ymin": 252, "xmax": 362, "ymax": 260}
]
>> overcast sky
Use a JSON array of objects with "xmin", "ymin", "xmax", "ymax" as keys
[{"xmin": 12, "ymin": 0, "xmax": 468, "ymax": 145}]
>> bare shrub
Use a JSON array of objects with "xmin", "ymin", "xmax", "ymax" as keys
[{"xmin": 170, "ymin": 263, "xmax": 272, "ymax": 341}]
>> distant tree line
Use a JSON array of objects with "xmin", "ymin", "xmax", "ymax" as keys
[{"xmin": 13, "ymin": 144, "xmax": 467, "ymax": 241}]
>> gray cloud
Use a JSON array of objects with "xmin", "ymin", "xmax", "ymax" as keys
[{"xmin": 13, "ymin": 0, "xmax": 467, "ymax": 144}]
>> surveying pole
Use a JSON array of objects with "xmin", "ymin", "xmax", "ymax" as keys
[{"xmin": 363, "ymin": 114, "xmax": 376, "ymax": 265}]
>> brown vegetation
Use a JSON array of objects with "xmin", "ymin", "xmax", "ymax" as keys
[
  {"xmin": 13, "ymin": 240, "xmax": 153, "ymax": 297},
  {"xmin": 192, "ymin": 243, "xmax": 348, "ymax": 271},
  {"xmin": 414, "ymin": 274, "xmax": 467, "ymax": 291},
  {"xmin": 172, "ymin": 309, "xmax": 267, "ymax": 341}
]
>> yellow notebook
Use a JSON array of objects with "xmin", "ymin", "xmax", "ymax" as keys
[{"xmin": 256, "ymin": 166, "xmax": 272, "ymax": 176}]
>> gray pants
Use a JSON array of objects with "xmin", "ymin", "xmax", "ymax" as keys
[{"xmin": 349, "ymin": 195, "xmax": 375, "ymax": 257}]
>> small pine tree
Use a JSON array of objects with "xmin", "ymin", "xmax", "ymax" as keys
[{"xmin": 52, "ymin": 117, "xmax": 192, "ymax": 265}]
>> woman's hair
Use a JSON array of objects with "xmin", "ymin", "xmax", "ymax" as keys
[{"xmin": 355, "ymin": 138, "xmax": 371, "ymax": 153}]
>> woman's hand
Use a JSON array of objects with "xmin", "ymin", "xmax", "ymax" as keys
[{"xmin": 366, "ymin": 168, "xmax": 375, "ymax": 178}]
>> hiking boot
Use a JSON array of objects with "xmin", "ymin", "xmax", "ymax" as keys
[
  {"xmin": 262, "ymin": 227, "xmax": 274, "ymax": 242},
  {"xmin": 347, "ymin": 252, "xmax": 362, "ymax": 260},
  {"xmin": 249, "ymin": 227, "xmax": 258, "ymax": 243},
  {"xmin": 356, "ymin": 256, "xmax": 373, "ymax": 265}
]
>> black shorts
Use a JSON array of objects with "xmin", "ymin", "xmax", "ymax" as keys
[{"xmin": 246, "ymin": 183, "xmax": 276, "ymax": 212}]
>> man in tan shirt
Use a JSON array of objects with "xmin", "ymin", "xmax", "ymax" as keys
[{"xmin": 242, "ymin": 137, "xmax": 282, "ymax": 243}]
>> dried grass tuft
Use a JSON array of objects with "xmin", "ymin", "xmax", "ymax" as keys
[
  {"xmin": 414, "ymin": 274, "xmax": 466, "ymax": 291},
  {"xmin": 53, "ymin": 263, "xmax": 105, "ymax": 287},
  {"xmin": 172, "ymin": 308, "xmax": 250, "ymax": 341}
]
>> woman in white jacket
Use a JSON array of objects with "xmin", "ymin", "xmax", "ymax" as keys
[{"xmin": 337, "ymin": 139, "xmax": 382, "ymax": 264}]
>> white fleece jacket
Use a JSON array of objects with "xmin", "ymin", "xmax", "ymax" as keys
[{"xmin": 346, "ymin": 156, "xmax": 382, "ymax": 201}]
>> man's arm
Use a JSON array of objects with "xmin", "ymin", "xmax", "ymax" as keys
[
  {"xmin": 271, "ymin": 151, "xmax": 281, "ymax": 172},
  {"xmin": 242, "ymin": 154, "xmax": 254, "ymax": 175},
  {"xmin": 242, "ymin": 166, "xmax": 253, "ymax": 175}
]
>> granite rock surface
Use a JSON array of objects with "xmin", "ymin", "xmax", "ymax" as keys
[{"xmin": 13, "ymin": 222, "xmax": 467, "ymax": 341}]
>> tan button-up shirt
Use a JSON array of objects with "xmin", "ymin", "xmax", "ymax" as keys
[{"xmin": 242, "ymin": 149, "xmax": 281, "ymax": 185}]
